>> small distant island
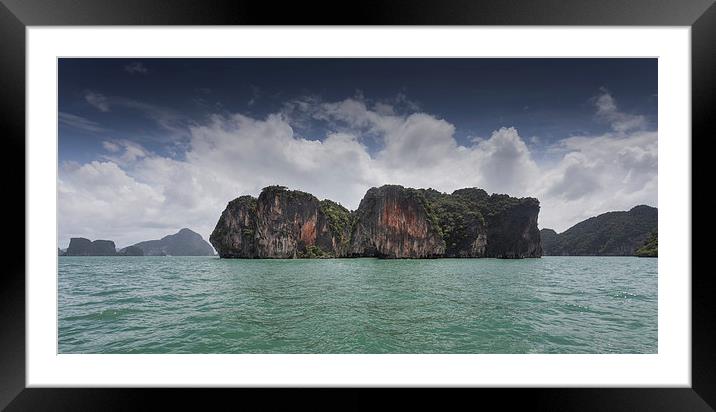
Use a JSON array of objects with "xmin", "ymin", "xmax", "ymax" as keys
[
  {"xmin": 62, "ymin": 238, "xmax": 117, "ymax": 256},
  {"xmin": 60, "ymin": 228, "xmax": 214, "ymax": 256},
  {"xmin": 540, "ymin": 205, "xmax": 658, "ymax": 257},
  {"xmin": 58, "ymin": 187, "xmax": 658, "ymax": 260},
  {"xmin": 210, "ymin": 184, "xmax": 542, "ymax": 259}
]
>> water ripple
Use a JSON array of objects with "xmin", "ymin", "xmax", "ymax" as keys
[{"xmin": 58, "ymin": 256, "xmax": 657, "ymax": 354}]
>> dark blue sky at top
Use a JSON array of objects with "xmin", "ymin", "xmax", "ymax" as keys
[{"xmin": 58, "ymin": 58, "xmax": 657, "ymax": 164}]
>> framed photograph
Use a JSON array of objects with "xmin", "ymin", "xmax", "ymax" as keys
[{"xmin": 4, "ymin": 0, "xmax": 712, "ymax": 409}]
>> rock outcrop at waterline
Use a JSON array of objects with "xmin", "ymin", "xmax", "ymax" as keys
[
  {"xmin": 419, "ymin": 188, "xmax": 541, "ymax": 258},
  {"xmin": 350, "ymin": 185, "xmax": 445, "ymax": 258},
  {"xmin": 211, "ymin": 185, "xmax": 542, "ymax": 259},
  {"xmin": 210, "ymin": 186, "xmax": 351, "ymax": 258}
]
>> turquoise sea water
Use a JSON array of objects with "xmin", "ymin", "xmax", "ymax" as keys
[{"xmin": 58, "ymin": 256, "xmax": 657, "ymax": 353}]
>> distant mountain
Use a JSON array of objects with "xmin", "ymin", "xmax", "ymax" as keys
[
  {"xmin": 123, "ymin": 228, "xmax": 214, "ymax": 256},
  {"xmin": 539, "ymin": 229, "xmax": 559, "ymax": 252},
  {"xmin": 118, "ymin": 245, "xmax": 144, "ymax": 256},
  {"xmin": 65, "ymin": 238, "xmax": 117, "ymax": 256},
  {"xmin": 540, "ymin": 205, "xmax": 657, "ymax": 256}
]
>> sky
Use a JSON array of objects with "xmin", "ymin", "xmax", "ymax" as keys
[{"xmin": 58, "ymin": 58, "xmax": 658, "ymax": 248}]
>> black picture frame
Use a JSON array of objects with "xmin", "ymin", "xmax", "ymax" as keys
[{"xmin": 2, "ymin": 0, "xmax": 711, "ymax": 409}]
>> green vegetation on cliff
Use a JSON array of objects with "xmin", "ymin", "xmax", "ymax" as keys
[
  {"xmin": 420, "ymin": 187, "xmax": 540, "ymax": 257},
  {"xmin": 230, "ymin": 195, "xmax": 258, "ymax": 210},
  {"xmin": 298, "ymin": 245, "xmax": 329, "ymax": 258},
  {"xmin": 319, "ymin": 199, "xmax": 353, "ymax": 245},
  {"xmin": 420, "ymin": 189, "xmax": 484, "ymax": 252},
  {"xmin": 261, "ymin": 185, "xmax": 314, "ymax": 201},
  {"xmin": 353, "ymin": 185, "xmax": 444, "ymax": 238},
  {"xmin": 210, "ymin": 196, "xmax": 257, "ymax": 241},
  {"xmin": 541, "ymin": 205, "xmax": 657, "ymax": 256},
  {"xmin": 261, "ymin": 185, "xmax": 288, "ymax": 194},
  {"xmin": 635, "ymin": 230, "xmax": 658, "ymax": 257},
  {"xmin": 407, "ymin": 188, "xmax": 443, "ymax": 236},
  {"xmin": 212, "ymin": 184, "xmax": 542, "ymax": 259}
]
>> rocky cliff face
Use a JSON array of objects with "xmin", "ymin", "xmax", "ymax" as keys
[
  {"xmin": 210, "ymin": 186, "xmax": 350, "ymax": 258},
  {"xmin": 421, "ymin": 188, "xmax": 488, "ymax": 257},
  {"xmin": 420, "ymin": 188, "xmax": 541, "ymax": 258},
  {"xmin": 349, "ymin": 185, "xmax": 445, "ymax": 258},
  {"xmin": 253, "ymin": 186, "xmax": 347, "ymax": 258},
  {"xmin": 211, "ymin": 184, "xmax": 542, "ymax": 259},
  {"xmin": 482, "ymin": 196, "xmax": 542, "ymax": 258},
  {"xmin": 65, "ymin": 238, "xmax": 117, "ymax": 256},
  {"xmin": 210, "ymin": 195, "xmax": 259, "ymax": 258}
]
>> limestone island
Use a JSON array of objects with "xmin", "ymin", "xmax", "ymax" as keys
[{"xmin": 210, "ymin": 185, "xmax": 542, "ymax": 259}]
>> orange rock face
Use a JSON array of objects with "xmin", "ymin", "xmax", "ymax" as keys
[
  {"xmin": 299, "ymin": 215, "xmax": 317, "ymax": 245},
  {"xmin": 210, "ymin": 184, "xmax": 542, "ymax": 259},
  {"xmin": 211, "ymin": 186, "xmax": 349, "ymax": 258},
  {"xmin": 350, "ymin": 185, "xmax": 445, "ymax": 258}
]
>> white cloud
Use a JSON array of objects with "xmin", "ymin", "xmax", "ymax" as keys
[
  {"xmin": 102, "ymin": 141, "xmax": 120, "ymax": 152},
  {"xmin": 84, "ymin": 91, "xmax": 111, "ymax": 112},
  {"xmin": 101, "ymin": 139, "xmax": 150, "ymax": 164},
  {"xmin": 124, "ymin": 61, "xmax": 148, "ymax": 74},
  {"xmin": 594, "ymin": 88, "xmax": 647, "ymax": 133},
  {"xmin": 83, "ymin": 91, "xmax": 190, "ymax": 139},
  {"xmin": 373, "ymin": 102, "xmax": 396, "ymax": 116},
  {"xmin": 247, "ymin": 84, "xmax": 261, "ymax": 106},
  {"xmin": 59, "ymin": 112, "xmax": 107, "ymax": 132},
  {"xmin": 59, "ymin": 92, "xmax": 657, "ymax": 246},
  {"xmin": 535, "ymin": 130, "xmax": 657, "ymax": 231},
  {"xmin": 58, "ymin": 161, "xmax": 167, "ymax": 247}
]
